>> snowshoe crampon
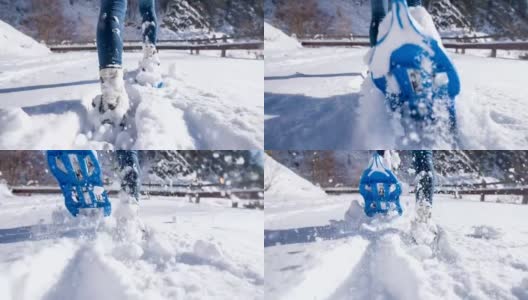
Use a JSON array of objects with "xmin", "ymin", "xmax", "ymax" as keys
[
  {"xmin": 369, "ymin": 0, "xmax": 460, "ymax": 127},
  {"xmin": 359, "ymin": 153, "xmax": 402, "ymax": 217},
  {"xmin": 47, "ymin": 150, "xmax": 111, "ymax": 217}
]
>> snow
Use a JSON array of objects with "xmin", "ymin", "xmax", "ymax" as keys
[
  {"xmin": 265, "ymin": 160, "xmax": 528, "ymax": 300},
  {"xmin": 264, "ymin": 12, "xmax": 528, "ymax": 150},
  {"xmin": 265, "ymin": 194, "xmax": 528, "ymax": 300},
  {"xmin": 264, "ymin": 22, "xmax": 301, "ymax": 52},
  {"xmin": 264, "ymin": 153, "xmax": 326, "ymax": 201},
  {"xmin": 0, "ymin": 50, "xmax": 263, "ymax": 150},
  {"xmin": 0, "ymin": 20, "xmax": 50, "ymax": 57},
  {"xmin": 0, "ymin": 194, "xmax": 263, "ymax": 300}
]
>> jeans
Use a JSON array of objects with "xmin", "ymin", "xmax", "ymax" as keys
[
  {"xmin": 116, "ymin": 150, "xmax": 141, "ymax": 201},
  {"xmin": 413, "ymin": 150, "xmax": 434, "ymax": 205},
  {"xmin": 376, "ymin": 150, "xmax": 434, "ymax": 205},
  {"xmin": 97, "ymin": 0, "xmax": 158, "ymax": 69},
  {"xmin": 370, "ymin": 0, "xmax": 424, "ymax": 46}
]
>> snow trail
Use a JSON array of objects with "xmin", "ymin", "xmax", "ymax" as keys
[
  {"xmin": 0, "ymin": 195, "xmax": 264, "ymax": 299},
  {"xmin": 0, "ymin": 50, "xmax": 263, "ymax": 150}
]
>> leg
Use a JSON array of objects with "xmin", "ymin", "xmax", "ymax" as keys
[
  {"xmin": 116, "ymin": 150, "xmax": 141, "ymax": 201},
  {"xmin": 413, "ymin": 150, "xmax": 434, "ymax": 205},
  {"xmin": 370, "ymin": 0, "xmax": 387, "ymax": 47},
  {"xmin": 97, "ymin": 0, "xmax": 127, "ymax": 69},
  {"xmin": 139, "ymin": 0, "xmax": 157, "ymax": 45},
  {"xmin": 407, "ymin": 0, "xmax": 423, "ymax": 7}
]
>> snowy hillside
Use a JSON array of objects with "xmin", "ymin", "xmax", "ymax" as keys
[
  {"xmin": 264, "ymin": 153, "xmax": 326, "ymax": 201},
  {"xmin": 0, "ymin": 25, "xmax": 263, "ymax": 150},
  {"xmin": 0, "ymin": 194, "xmax": 264, "ymax": 299},
  {"xmin": 264, "ymin": 22, "xmax": 301, "ymax": 52},
  {"xmin": 0, "ymin": 0, "xmax": 263, "ymax": 42},
  {"xmin": 265, "ymin": 0, "xmax": 528, "ymax": 38},
  {"xmin": 264, "ymin": 165, "xmax": 528, "ymax": 300},
  {"xmin": 0, "ymin": 20, "xmax": 49, "ymax": 57}
]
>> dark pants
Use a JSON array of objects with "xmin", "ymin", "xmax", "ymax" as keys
[
  {"xmin": 413, "ymin": 150, "xmax": 434, "ymax": 205},
  {"xmin": 376, "ymin": 150, "xmax": 434, "ymax": 205},
  {"xmin": 116, "ymin": 150, "xmax": 140, "ymax": 201},
  {"xmin": 97, "ymin": 0, "xmax": 157, "ymax": 69},
  {"xmin": 370, "ymin": 0, "xmax": 424, "ymax": 46}
]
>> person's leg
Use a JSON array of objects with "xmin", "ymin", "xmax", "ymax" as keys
[
  {"xmin": 406, "ymin": 0, "xmax": 423, "ymax": 7},
  {"xmin": 370, "ymin": 0, "xmax": 387, "ymax": 47},
  {"xmin": 116, "ymin": 150, "xmax": 140, "ymax": 201},
  {"xmin": 139, "ymin": 0, "xmax": 157, "ymax": 45},
  {"xmin": 97, "ymin": 0, "xmax": 127, "ymax": 69},
  {"xmin": 413, "ymin": 150, "xmax": 434, "ymax": 205}
]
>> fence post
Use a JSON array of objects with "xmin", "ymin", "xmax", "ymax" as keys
[
  {"xmin": 523, "ymin": 193, "xmax": 528, "ymax": 204},
  {"xmin": 221, "ymin": 36, "xmax": 227, "ymax": 57},
  {"xmin": 491, "ymin": 48, "xmax": 497, "ymax": 57},
  {"xmin": 461, "ymin": 48, "xmax": 465, "ymax": 54}
]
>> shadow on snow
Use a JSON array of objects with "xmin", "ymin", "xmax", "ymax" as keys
[{"xmin": 264, "ymin": 92, "xmax": 360, "ymax": 150}]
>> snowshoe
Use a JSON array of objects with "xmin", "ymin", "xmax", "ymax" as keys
[
  {"xmin": 47, "ymin": 150, "xmax": 111, "ymax": 217},
  {"xmin": 136, "ymin": 42, "xmax": 163, "ymax": 88},
  {"xmin": 91, "ymin": 68, "xmax": 130, "ymax": 126},
  {"xmin": 359, "ymin": 152, "xmax": 403, "ymax": 217},
  {"xmin": 369, "ymin": 0, "xmax": 460, "ymax": 131}
]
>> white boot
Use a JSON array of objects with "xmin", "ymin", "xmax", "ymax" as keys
[
  {"xmin": 136, "ymin": 42, "xmax": 163, "ymax": 87},
  {"xmin": 92, "ymin": 68, "xmax": 130, "ymax": 126}
]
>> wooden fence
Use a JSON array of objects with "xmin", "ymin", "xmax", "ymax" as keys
[
  {"xmin": 322, "ymin": 184, "xmax": 528, "ymax": 204},
  {"xmin": 10, "ymin": 186, "xmax": 264, "ymax": 209},
  {"xmin": 300, "ymin": 39, "xmax": 528, "ymax": 58},
  {"xmin": 47, "ymin": 39, "xmax": 264, "ymax": 58}
]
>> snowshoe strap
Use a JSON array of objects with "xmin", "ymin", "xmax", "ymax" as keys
[{"xmin": 359, "ymin": 153, "xmax": 403, "ymax": 217}]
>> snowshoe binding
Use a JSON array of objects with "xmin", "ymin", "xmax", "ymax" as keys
[
  {"xmin": 359, "ymin": 152, "xmax": 403, "ymax": 217},
  {"xmin": 369, "ymin": 0, "xmax": 460, "ymax": 136},
  {"xmin": 47, "ymin": 150, "xmax": 111, "ymax": 217}
]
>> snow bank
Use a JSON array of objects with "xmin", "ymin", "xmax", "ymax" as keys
[
  {"xmin": 0, "ymin": 20, "xmax": 50, "ymax": 57},
  {"xmin": 264, "ymin": 22, "xmax": 301, "ymax": 51},
  {"xmin": 0, "ymin": 181, "xmax": 11, "ymax": 199},
  {"xmin": 264, "ymin": 153, "xmax": 326, "ymax": 200}
]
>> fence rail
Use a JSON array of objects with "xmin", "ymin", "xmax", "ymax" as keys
[
  {"xmin": 47, "ymin": 40, "xmax": 264, "ymax": 58},
  {"xmin": 322, "ymin": 185, "xmax": 528, "ymax": 204},
  {"xmin": 300, "ymin": 40, "xmax": 528, "ymax": 57},
  {"xmin": 10, "ymin": 186, "xmax": 263, "ymax": 200}
]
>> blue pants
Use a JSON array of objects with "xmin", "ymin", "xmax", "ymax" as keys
[
  {"xmin": 97, "ymin": 0, "xmax": 157, "ymax": 69},
  {"xmin": 413, "ymin": 150, "xmax": 434, "ymax": 205},
  {"xmin": 370, "ymin": 0, "xmax": 423, "ymax": 46},
  {"xmin": 116, "ymin": 150, "xmax": 140, "ymax": 200}
]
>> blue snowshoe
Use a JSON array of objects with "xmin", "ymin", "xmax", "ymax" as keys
[
  {"xmin": 47, "ymin": 150, "xmax": 111, "ymax": 217},
  {"xmin": 369, "ymin": 0, "xmax": 460, "ymax": 130},
  {"xmin": 359, "ymin": 153, "xmax": 403, "ymax": 217}
]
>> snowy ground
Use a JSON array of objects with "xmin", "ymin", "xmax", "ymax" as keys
[
  {"xmin": 264, "ymin": 46, "xmax": 528, "ymax": 150},
  {"xmin": 0, "ymin": 194, "xmax": 264, "ymax": 300},
  {"xmin": 0, "ymin": 50, "xmax": 263, "ymax": 150},
  {"xmin": 265, "ymin": 194, "xmax": 528, "ymax": 300}
]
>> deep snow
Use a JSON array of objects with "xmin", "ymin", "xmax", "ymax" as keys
[
  {"xmin": 264, "ymin": 159, "xmax": 528, "ymax": 300},
  {"xmin": 264, "ymin": 23, "xmax": 528, "ymax": 150},
  {"xmin": 266, "ymin": 195, "xmax": 528, "ymax": 300},
  {"xmin": 0, "ymin": 193, "xmax": 263, "ymax": 300}
]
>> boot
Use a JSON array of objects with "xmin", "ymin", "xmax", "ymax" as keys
[
  {"xmin": 92, "ymin": 68, "xmax": 130, "ymax": 126},
  {"xmin": 136, "ymin": 42, "xmax": 163, "ymax": 87}
]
